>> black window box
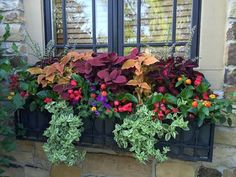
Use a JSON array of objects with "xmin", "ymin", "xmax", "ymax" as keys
[{"xmin": 15, "ymin": 109, "xmax": 215, "ymax": 162}]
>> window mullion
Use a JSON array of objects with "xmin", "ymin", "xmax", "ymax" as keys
[
  {"xmin": 191, "ymin": 0, "xmax": 201, "ymax": 58},
  {"xmin": 62, "ymin": 0, "xmax": 68, "ymax": 46},
  {"xmin": 117, "ymin": 0, "xmax": 124, "ymax": 55},
  {"xmin": 172, "ymin": 0, "xmax": 177, "ymax": 48},
  {"xmin": 137, "ymin": 0, "xmax": 141, "ymax": 52},
  {"xmin": 92, "ymin": 0, "xmax": 97, "ymax": 52}
]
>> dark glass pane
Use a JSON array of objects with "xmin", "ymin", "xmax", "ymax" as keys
[
  {"xmin": 52, "ymin": 0, "xmax": 64, "ymax": 44},
  {"xmin": 141, "ymin": 0, "xmax": 173, "ymax": 43},
  {"xmin": 96, "ymin": 0, "xmax": 108, "ymax": 44},
  {"xmin": 66, "ymin": 0, "xmax": 93, "ymax": 44},
  {"xmin": 124, "ymin": 0, "xmax": 137, "ymax": 44},
  {"xmin": 176, "ymin": 0, "xmax": 192, "ymax": 42}
]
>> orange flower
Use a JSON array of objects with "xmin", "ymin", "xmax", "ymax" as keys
[
  {"xmin": 203, "ymin": 101, "xmax": 211, "ymax": 108},
  {"xmin": 192, "ymin": 101, "xmax": 198, "ymax": 108},
  {"xmin": 185, "ymin": 79, "xmax": 192, "ymax": 85}
]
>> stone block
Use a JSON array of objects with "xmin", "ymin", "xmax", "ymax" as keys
[
  {"xmin": 81, "ymin": 153, "xmax": 151, "ymax": 177},
  {"xmin": 2, "ymin": 10, "xmax": 24, "ymax": 23},
  {"xmin": 15, "ymin": 140, "xmax": 35, "ymax": 153},
  {"xmin": 197, "ymin": 166, "xmax": 221, "ymax": 177},
  {"xmin": 9, "ymin": 151, "xmax": 34, "ymax": 165},
  {"xmin": 51, "ymin": 164, "xmax": 81, "ymax": 177},
  {"xmin": 203, "ymin": 144, "xmax": 236, "ymax": 169},
  {"xmin": 2, "ymin": 166, "xmax": 25, "ymax": 177},
  {"xmin": 229, "ymin": 1, "xmax": 236, "ymax": 19},
  {"xmin": 33, "ymin": 142, "xmax": 50, "ymax": 170},
  {"xmin": 156, "ymin": 162, "xmax": 196, "ymax": 177},
  {"xmin": 0, "ymin": 24, "xmax": 25, "ymax": 42},
  {"xmin": 224, "ymin": 66, "xmax": 236, "ymax": 86},
  {"xmin": 25, "ymin": 166, "xmax": 50, "ymax": 177},
  {"xmin": 223, "ymin": 168, "xmax": 236, "ymax": 177},
  {"xmin": 226, "ymin": 43, "xmax": 236, "ymax": 66},
  {"xmin": 215, "ymin": 126, "xmax": 236, "ymax": 146},
  {"xmin": 0, "ymin": 0, "xmax": 24, "ymax": 11}
]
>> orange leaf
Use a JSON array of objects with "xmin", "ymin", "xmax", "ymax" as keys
[
  {"xmin": 60, "ymin": 55, "xmax": 70, "ymax": 65},
  {"xmin": 122, "ymin": 59, "xmax": 137, "ymax": 70},
  {"xmin": 37, "ymin": 74, "xmax": 45, "ymax": 85},
  {"xmin": 46, "ymin": 74, "xmax": 55, "ymax": 82},
  {"xmin": 126, "ymin": 80, "xmax": 139, "ymax": 86},
  {"xmin": 44, "ymin": 66, "xmax": 56, "ymax": 77},
  {"xmin": 53, "ymin": 62, "xmax": 64, "ymax": 74},
  {"xmin": 140, "ymin": 82, "xmax": 151, "ymax": 90},
  {"xmin": 143, "ymin": 55, "xmax": 158, "ymax": 65},
  {"xmin": 27, "ymin": 67, "xmax": 43, "ymax": 75},
  {"xmin": 58, "ymin": 77, "xmax": 70, "ymax": 85}
]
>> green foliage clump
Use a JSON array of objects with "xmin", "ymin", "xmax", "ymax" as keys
[
  {"xmin": 43, "ymin": 101, "xmax": 85, "ymax": 166},
  {"xmin": 113, "ymin": 105, "xmax": 188, "ymax": 163}
]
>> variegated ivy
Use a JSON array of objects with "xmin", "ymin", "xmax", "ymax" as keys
[
  {"xmin": 43, "ymin": 101, "xmax": 85, "ymax": 166},
  {"xmin": 113, "ymin": 105, "xmax": 189, "ymax": 163}
]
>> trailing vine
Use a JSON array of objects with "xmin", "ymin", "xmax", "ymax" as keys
[
  {"xmin": 43, "ymin": 101, "xmax": 85, "ymax": 166},
  {"xmin": 113, "ymin": 105, "xmax": 189, "ymax": 163}
]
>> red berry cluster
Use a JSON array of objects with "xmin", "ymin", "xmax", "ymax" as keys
[
  {"xmin": 113, "ymin": 100, "xmax": 133, "ymax": 113},
  {"xmin": 67, "ymin": 88, "xmax": 82, "ymax": 102},
  {"xmin": 153, "ymin": 100, "xmax": 179, "ymax": 121},
  {"xmin": 9, "ymin": 74, "xmax": 19, "ymax": 91},
  {"xmin": 20, "ymin": 91, "xmax": 29, "ymax": 98},
  {"xmin": 194, "ymin": 74, "xmax": 203, "ymax": 86}
]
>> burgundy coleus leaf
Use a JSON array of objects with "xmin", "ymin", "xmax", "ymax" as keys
[
  {"xmin": 113, "ymin": 75, "xmax": 127, "ymax": 84},
  {"xmin": 97, "ymin": 69, "xmax": 110, "ymax": 79},
  {"xmin": 114, "ymin": 56, "xmax": 125, "ymax": 65},
  {"xmin": 110, "ymin": 69, "xmax": 119, "ymax": 80},
  {"xmin": 125, "ymin": 48, "xmax": 139, "ymax": 59},
  {"xmin": 87, "ymin": 58, "xmax": 105, "ymax": 66}
]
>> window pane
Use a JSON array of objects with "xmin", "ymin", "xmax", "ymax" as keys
[
  {"xmin": 53, "ymin": 0, "xmax": 64, "ymax": 44},
  {"xmin": 176, "ymin": 0, "xmax": 192, "ymax": 42},
  {"xmin": 97, "ymin": 48, "xmax": 108, "ymax": 53},
  {"xmin": 96, "ymin": 0, "xmax": 108, "ymax": 44},
  {"xmin": 124, "ymin": 47, "xmax": 136, "ymax": 55},
  {"xmin": 66, "ymin": 0, "xmax": 93, "ymax": 44},
  {"xmin": 124, "ymin": 0, "xmax": 137, "ymax": 44},
  {"xmin": 141, "ymin": 0, "xmax": 173, "ymax": 43}
]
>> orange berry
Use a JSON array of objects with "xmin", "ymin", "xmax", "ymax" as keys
[
  {"xmin": 178, "ymin": 77, "xmax": 182, "ymax": 82},
  {"xmin": 90, "ymin": 93, "xmax": 96, "ymax": 99},
  {"xmin": 101, "ymin": 91, "xmax": 107, "ymax": 97},
  {"xmin": 185, "ymin": 79, "xmax": 192, "ymax": 85},
  {"xmin": 100, "ymin": 84, "xmax": 106, "ymax": 90},
  {"xmin": 192, "ymin": 101, "xmax": 198, "ymax": 108}
]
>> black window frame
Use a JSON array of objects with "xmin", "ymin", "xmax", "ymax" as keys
[{"xmin": 44, "ymin": 0, "xmax": 201, "ymax": 58}]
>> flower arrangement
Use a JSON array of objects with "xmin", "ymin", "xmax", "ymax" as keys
[{"xmin": 10, "ymin": 48, "xmax": 233, "ymax": 165}]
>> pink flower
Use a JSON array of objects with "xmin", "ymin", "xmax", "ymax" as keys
[
  {"xmin": 202, "ymin": 92, "xmax": 209, "ymax": 100},
  {"xmin": 44, "ymin": 98, "xmax": 53, "ymax": 104},
  {"xmin": 172, "ymin": 108, "xmax": 179, "ymax": 113},
  {"xmin": 70, "ymin": 80, "xmax": 77, "ymax": 87},
  {"xmin": 118, "ymin": 103, "xmax": 132, "ymax": 112}
]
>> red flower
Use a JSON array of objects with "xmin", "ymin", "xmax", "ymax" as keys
[
  {"xmin": 202, "ymin": 92, "xmax": 209, "ymax": 100},
  {"xmin": 67, "ymin": 89, "xmax": 73, "ymax": 94},
  {"xmin": 20, "ymin": 91, "xmax": 29, "ymax": 98},
  {"xmin": 114, "ymin": 100, "xmax": 120, "ymax": 106},
  {"xmin": 157, "ymin": 111, "xmax": 164, "ymax": 121},
  {"xmin": 70, "ymin": 80, "xmax": 77, "ymax": 87},
  {"xmin": 100, "ymin": 84, "xmax": 106, "ymax": 90},
  {"xmin": 44, "ymin": 97, "xmax": 53, "ymax": 104},
  {"xmin": 114, "ymin": 108, "xmax": 118, "ymax": 112},
  {"xmin": 118, "ymin": 103, "xmax": 132, "ymax": 112},
  {"xmin": 194, "ymin": 75, "xmax": 202, "ymax": 86},
  {"xmin": 172, "ymin": 108, "xmax": 179, "ymax": 113}
]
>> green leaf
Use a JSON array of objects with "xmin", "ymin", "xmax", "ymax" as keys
[
  {"xmin": 196, "ymin": 82, "xmax": 210, "ymax": 93},
  {"xmin": 13, "ymin": 93, "xmax": 25, "ymax": 109},
  {"xmin": 175, "ymin": 80, "xmax": 182, "ymax": 87},
  {"xmin": 164, "ymin": 93, "xmax": 177, "ymax": 105},
  {"xmin": 36, "ymin": 90, "xmax": 54, "ymax": 99},
  {"xmin": 151, "ymin": 93, "xmax": 163, "ymax": 104},
  {"xmin": 178, "ymin": 87, "xmax": 193, "ymax": 99},
  {"xmin": 116, "ymin": 93, "xmax": 138, "ymax": 103},
  {"xmin": 19, "ymin": 82, "xmax": 29, "ymax": 90},
  {"xmin": 71, "ymin": 74, "xmax": 84, "ymax": 87},
  {"xmin": 227, "ymin": 118, "xmax": 232, "ymax": 127},
  {"xmin": 29, "ymin": 101, "xmax": 37, "ymax": 111},
  {"xmin": 201, "ymin": 107, "xmax": 209, "ymax": 116}
]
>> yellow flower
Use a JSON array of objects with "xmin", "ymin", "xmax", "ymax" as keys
[
  {"xmin": 209, "ymin": 94, "xmax": 216, "ymax": 99},
  {"xmin": 7, "ymin": 96, "xmax": 13, "ymax": 100},
  {"xmin": 10, "ymin": 92, "xmax": 15, "ymax": 96},
  {"xmin": 91, "ymin": 106, "xmax": 97, "ymax": 112}
]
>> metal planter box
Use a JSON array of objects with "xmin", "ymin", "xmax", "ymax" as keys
[{"xmin": 15, "ymin": 110, "xmax": 215, "ymax": 161}]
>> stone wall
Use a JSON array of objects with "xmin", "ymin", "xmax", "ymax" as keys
[
  {"xmin": 0, "ymin": 0, "xmax": 26, "ymax": 56},
  {"xmin": 2, "ymin": 0, "xmax": 236, "ymax": 177}
]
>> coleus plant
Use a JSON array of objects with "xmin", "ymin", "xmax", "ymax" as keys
[
  {"xmin": 73, "ymin": 52, "xmax": 128, "ymax": 90},
  {"xmin": 122, "ymin": 48, "xmax": 159, "ymax": 104}
]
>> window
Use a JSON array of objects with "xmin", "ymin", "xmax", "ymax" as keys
[{"xmin": 44, "ymin": 0, "xmax": 201, "ymax": 58}]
